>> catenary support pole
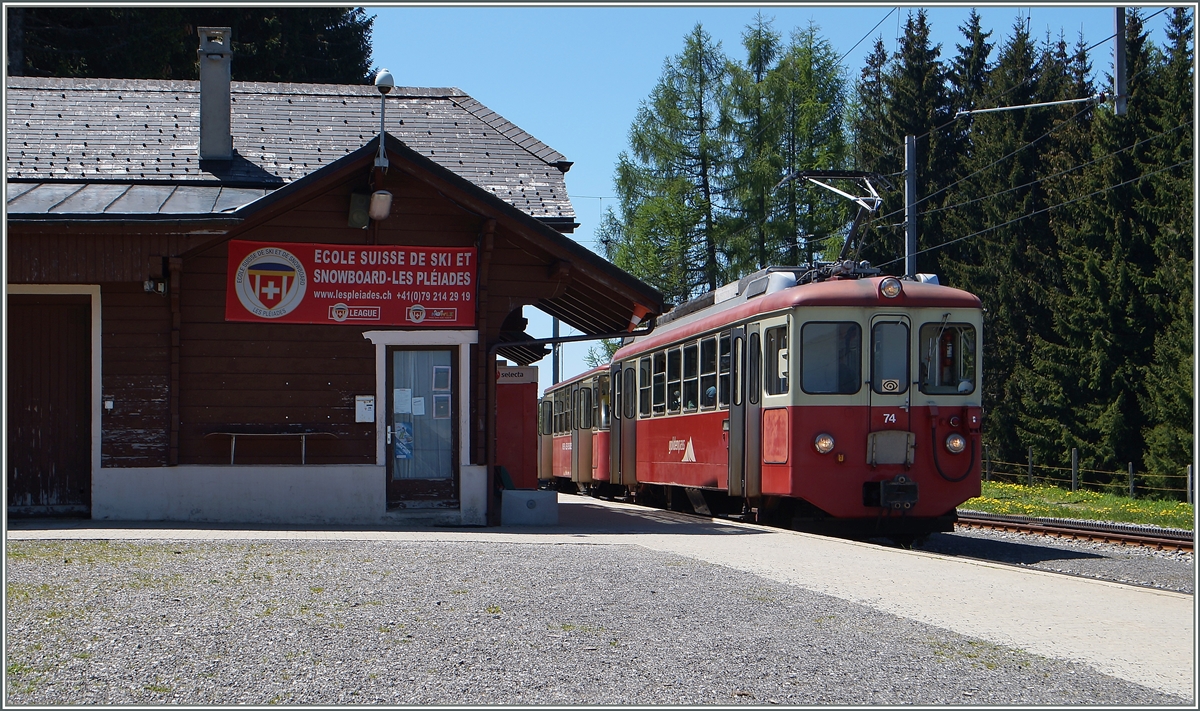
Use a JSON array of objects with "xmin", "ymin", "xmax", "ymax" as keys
[
  {"xmin": 904, "ymin": 135, "xmax": 917, "ymax": 278},
  {"xmin": 551, "ymin": 318, "xmax": 560, "ymax": 385},
  {"xmin": 1115, "ymin": 8, "xmax": 1128, "ymax": 116}
]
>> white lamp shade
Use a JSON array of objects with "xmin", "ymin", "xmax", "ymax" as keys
[{"xmin": 368, "ymin": 190, "xmax": 393, "ymax": 220}]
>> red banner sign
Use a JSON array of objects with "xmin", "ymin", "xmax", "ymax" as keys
[{"xmin": 225, "ymin": 240, "xmax": 477, "ymax": 327}]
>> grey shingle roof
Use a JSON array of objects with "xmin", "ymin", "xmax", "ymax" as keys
[{"xmin": 6, "ymin": 77, "xmax": 575, "ymax": 223}]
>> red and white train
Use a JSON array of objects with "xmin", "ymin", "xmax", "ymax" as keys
[{"xmin": 539, "ymin": 262, "xmax": 983, "ymax": 538}]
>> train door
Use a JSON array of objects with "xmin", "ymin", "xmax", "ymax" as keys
[
  {"xmin": 744, "ymin": 323, "xmax": 763, "ymax": 498},
  {"xmin": 867, "ymin": 314, "xmax": 914, "ymax": 466},
  {"xmin": 538, "ymin": 396, "xmax": 553, "ymax": 481},
  {"xmin": 619, "ymin": 361, "xmax": 639, "ymax": 487},
  {"xmin": 576, "ymin": 380, "xmax": 594, "ymax": 484},
  {"xmin": 726, "ymin": 326, "xmax": 745, "ymax": 496}
]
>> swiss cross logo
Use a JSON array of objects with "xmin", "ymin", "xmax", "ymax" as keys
[{"xmin": 234, "ymin": 247, "xmax": 307, "ymax": 318}]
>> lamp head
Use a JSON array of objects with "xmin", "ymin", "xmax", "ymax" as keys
[{"xmin": 375, "ymin": 69, "xmax": 394, "ymax": 95}]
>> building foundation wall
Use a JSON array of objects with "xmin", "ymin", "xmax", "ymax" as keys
[{"xmin": 93, "ymin": 465, "xmax": 386, "ymax": 525}]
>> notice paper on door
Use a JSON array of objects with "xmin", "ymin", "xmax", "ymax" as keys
[
  {"xmin": 394, "ymin": 388, "xmax": 412, "ymax": 414},
  {"xmin": 411, "ymin": 397, "xmax": 426, "ymax": 416}
]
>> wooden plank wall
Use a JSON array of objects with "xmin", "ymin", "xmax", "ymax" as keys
[
  {"xmin": 5, "ymin": 233, "xmax": 206, "ymax": 283},
  {"xmin": 177, "ymin": 172, "xmax": 489, "ymax": 466},
  {"xmin": 101, "ymin": 283, "xmax": 171, "ymax": 467}
]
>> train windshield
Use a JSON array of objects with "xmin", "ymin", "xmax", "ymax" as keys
[
  {"xmin": 919, "ymin": 323, "xmax": 977, "ymax": 394},
  {"xmin": 801, "ymin": 322, "xmax": 862, "ymax": 394}
]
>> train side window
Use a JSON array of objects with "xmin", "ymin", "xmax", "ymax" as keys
[
  {"xmin": 652, "ymin": 352, "xmax": 666, "ymax": 416},
  {"xmin": 580, "ymin": 386, "xmax": 593, "ymax": 429},
  {"xmin": 540, "ymin": 400, "xmax": 552, "ymax": 436},
  {"xmin": 871, "ymin": 322, "xmax": 909, "ymax": 394},
  {"xmin": 683, "ymin": 343, "xmax": 699, "ymax": 412},
  {"xmin": 764, "ymin": 325, "xmax": 789, "ymax": 395},
  {"xmin": 801, "ymin": 322, "xmax": 862, "ymax": 394},
  {"xmin": 597, "ymin": 374, "xmax": 610, "ymax": 430},
  {"xmin": 667, "ymin": 348, "xmax": 682, "ymax": 414},
  {"xmin": 701, "ymin": 336, "xmax": 718, "ymax": 409},
  {"xmin": 554, "ymin": 391, "xmax": 565, "ymax": 434},
  {"xmin": 717, "ymin": 332, "xmax": 731, "ymax": 408},
  {"xmin": 749, "ymin": 332, "xmax": 761, "ymax": 405},
  {"xmin": 639, "ymin": 358, "xmax": 651, "ymax": 417},
  {"xmin": 919, "ymin": 323, "xmax": 977, "ymax": 395},
  {"xmin": 624, "ymin": 366, "xmax": 637, "ymax": 419}
]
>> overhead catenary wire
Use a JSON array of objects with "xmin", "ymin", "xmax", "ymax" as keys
[
  {"xmin": 871, "ymin": 158, "xmax": 1193, "ymax": 270},
  {"xmin": 919, "ymin": 118, "xmax": 1193, "ymax": 219}
]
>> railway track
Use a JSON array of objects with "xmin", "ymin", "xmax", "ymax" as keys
[{"xmin": 954, "ymin": 510, "xmax": 1194, "ymax": 552}]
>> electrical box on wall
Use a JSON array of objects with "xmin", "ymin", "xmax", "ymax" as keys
[{"xmin": 355, "ymin": 395, "xmax": 375, "ymax": 423}]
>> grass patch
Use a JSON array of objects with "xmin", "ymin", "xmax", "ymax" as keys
[{"xmin": 962, "ymin": 481, "xmax": 1194, "ymax": 530}]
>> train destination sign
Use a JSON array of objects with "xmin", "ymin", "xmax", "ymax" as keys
[{"xmin": 224, "ymin": 240, "xmax": 478, "ymax": 327}]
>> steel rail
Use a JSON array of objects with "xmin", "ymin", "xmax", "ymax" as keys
[{"xmin": 955, "ymin": 511, "xmax": 1193, "ymax": 552}]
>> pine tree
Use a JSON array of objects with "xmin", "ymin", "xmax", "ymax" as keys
[
  {"xmin": 770, "ymin": 23, "xmax": 851, "ymax": 266},
  {"xmin": 1139, "ymin": 8, "xmax": 1194, "ymax": 494},
  {"xmin": 853, "ymin": 11, "xmax": 953, "ymax": 275},
  {"xmin": 604, "ymin": 24, "xmax": 734, "ymax": 303},
  {"xmin": 6, "ymin": 7, "xmax": 375, "ymax": 83},
  {"xmin": 938, "ymin": 17, "xmax": 1058, "ymax": 465},
  {"xmin": 726, "ymin": 14, "xmax": 784, "ymax": 273}
]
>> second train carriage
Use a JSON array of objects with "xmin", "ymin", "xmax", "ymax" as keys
[
  {"xmin": 540, "ymin": 264, "xmax": 984, "ymax": 537},
  {"xmin": 538, "ymin": 365, "xmax": 611, "ymax": 488}
]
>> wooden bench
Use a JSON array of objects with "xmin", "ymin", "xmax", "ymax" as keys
[{"xmin": 204, "ymin": 430, "xmax": 338, "ymax": 465}]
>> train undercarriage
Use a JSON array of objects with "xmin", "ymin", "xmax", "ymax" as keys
[{"xmin": 545, "ymin": 479, "xmax": 958, "ymax": 545}]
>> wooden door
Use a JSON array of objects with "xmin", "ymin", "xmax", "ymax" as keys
[{"xmin": 7, "ymin": 294, "xmax": 92, "ymax": 515}]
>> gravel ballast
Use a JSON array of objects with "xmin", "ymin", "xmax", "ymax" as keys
[
  {"xmin": 4, "ymin": 537, "xmax": 1189, "ymax": 706},
  {"xmin": 916, "ymin": 527, "xmax": 1195, "ymax": 594}
]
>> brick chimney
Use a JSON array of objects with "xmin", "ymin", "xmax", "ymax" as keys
[{"xmin": 198, "ymin": 27, "xmax": 233, "ymax": 161}]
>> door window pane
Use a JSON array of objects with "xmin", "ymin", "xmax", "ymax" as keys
[
  {"xmin": 580, "ymin": 387, "xmax": 593, "ymax": 429},
  {"xmin": 717, "ymin": 332, "xmax": 731, "ymax": 408},
  {"xmin": 871, "ymin": 322, "xmax": 909, "ymax": 394},
  {"xmin": 748, "ymin": 333, "xmax": 761, "ymax": 405},
  {"xmin": 801, "ymin": 322, "xmax": 862, "ymax": 394},
  {"xmin": 624, "ymin": 366, "xmax": 637, "ymax": 419},
  {"xmin": 391, "ymin": 349, "xmax": 453, "ymax": 480}
]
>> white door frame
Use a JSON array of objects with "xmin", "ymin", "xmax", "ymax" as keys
[{"xmin": 362, "ymin": 330, "xmax": 478, "ymax": 468}]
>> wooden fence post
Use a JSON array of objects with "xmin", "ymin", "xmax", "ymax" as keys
[
  {"xmin": 1128, "ymin": 462, "xmax": 1134, "ymax": 499},
  {"xmin": 1071, "ymin": 448, "xmax": 1078, "ymax": 492},
  {"xmin": 1188, "ymin": 464, "xmax": 1193, "ymax": 505},
  {"xmin": 1027, "ymin": 447, "xmax": 1033, "ymax": 487},
  {"xmin": 984, "ymin": 445, "xmax": 991, "ymax": 482}
]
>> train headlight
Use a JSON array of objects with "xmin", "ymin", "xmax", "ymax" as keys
[
  {"xmin": 945, "ymin": 432, "xmax": 967, "ymax": 454},
  {"xmin": 814, "ymin": 433, "xmax": 835, "ymax": 454},
  {"xmin": 879, "ymin": 277, "xmax": 903, "ymax": 298}
]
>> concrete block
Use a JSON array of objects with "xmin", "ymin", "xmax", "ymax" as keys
[
  {"xmin": 459, "ymin": 465, "xmax": 488, "ymax": 526},
  {"xmin": 501, "ymin": 489, "xmax": 558, "ymax": 526}
]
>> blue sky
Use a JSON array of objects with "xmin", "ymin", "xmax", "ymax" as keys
[{"xmin": 364, "ymin": 4, "xmax": 1179, "ymax": 394}]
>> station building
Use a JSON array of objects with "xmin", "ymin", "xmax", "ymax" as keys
[{"xmin": 5, "ymin": 28, "xmax": 663, "ymax": 525}]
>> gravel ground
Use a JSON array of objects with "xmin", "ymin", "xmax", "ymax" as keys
[
  {"xmin": 4, "ymin": 538, "xmax": 1190, "ymax": 706},
  {"xmin": 913, "ymin": 527, "xmax": 1196, "ymax": 594}
]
